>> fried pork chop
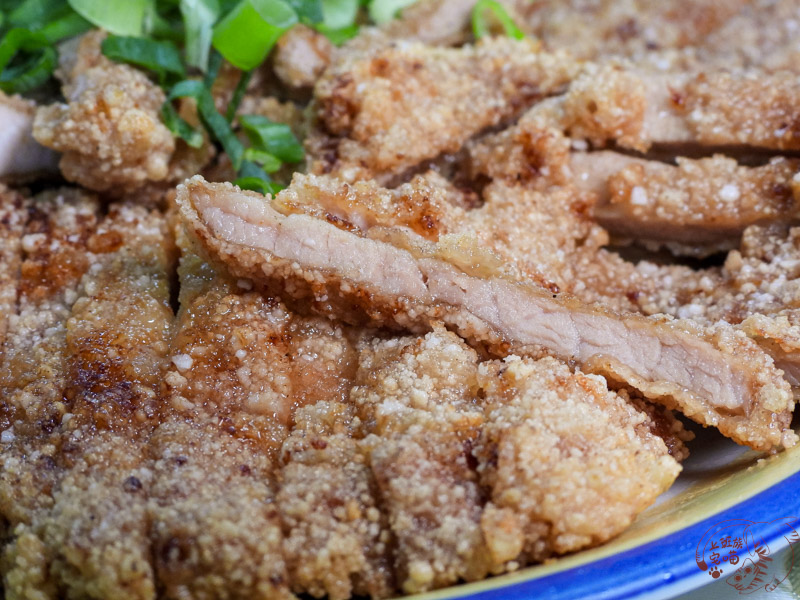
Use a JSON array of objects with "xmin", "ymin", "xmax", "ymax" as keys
[
  {"xmin": 5, "ymin": 0, "xmax": 800, "ymax": 597},
  {"xmin": 178, "ymin": 176, "xmax": 795, "ymax": 451}
]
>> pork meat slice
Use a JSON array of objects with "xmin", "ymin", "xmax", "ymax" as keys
[
  {"xmin": 0, "ymin": 93, "xmax": 58, "ymax": 182},
  {"xmin": 308, "ymin": 38, "xmax": 578, "ymax": 182},
  {"xmin": 177, "ymin": 175, "xmax": 796, "ymax": 451},
  {"xmin": 571, "ymin": 152, "xmax": 800, "ymax": 254}
]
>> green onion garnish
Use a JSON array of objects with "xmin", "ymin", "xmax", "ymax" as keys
[
  {"xmin": 235, "ymin": 160, "xmax": 284, "ymax": 195},
  {"xmin": 101, "ymin": 35, "xmax": 186, "ymax": 85},
  {"xmin": 320, "ymin": 0, "xmax": 358, "ymax": 29},
  {"xmin": 239, "ymin": 114, "xmax": 304, "ymax": 164},
  {"xmin": 368, "ymin": 0, "xmax": 416, "ymax": 25},
  {"xmin": 160, "ymin": 101, "xmax": 205, "ymax": 148},
  {"xmin": 0, "ymin": 28, "xmax": 57, "ymax": 94},
  {"xmin": 471, "ymin": 0, "xmax": 524, "ymax": 40},
  {"xmin": 66, "ymin": 0, "xmax": 150, "ymax": 36},
  {"xmin": 225, "ymin": 68, "xmax": 252, "ymax": 122},
  {"xmin": 212, "ymin": 0, "xmax": 297, "ymax": 70},
  {"xmin": 179, "ymin": 0, "xmax": 219, "ymax": 72},
  {"xmin": 243, "ymin": 147, "xmax": 282, "ymax": 172},
  {"xmin": 286, "ymin": 0, "xmax": 323, "ymax": 25},
  {"xmin": 167, "ymin": 79, "xmax": 244, "ymax": 169}
]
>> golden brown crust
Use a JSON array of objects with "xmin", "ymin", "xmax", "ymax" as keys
[
  {"xmin": 352, "ymin": 328, "xmax": 491, "ymax": 592},
  {"xmin": 583, "ymin": 153, "xmax": 800, "ymax": 251},
  {"xmin": 475, "ymin": 356, "xmax": 681, "ymax": 564},
  {"xmin": 0, "ymin": 189, "xmax": 100, "ymax": 598},
  {"xmin": 277, "ymin": 401, "xmax": 394, "ymax": 599}
]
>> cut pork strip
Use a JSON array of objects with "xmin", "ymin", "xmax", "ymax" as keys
[
  {"xmin": 177, "ymin": 175, "xmax": 796, "ymax": 451},
  {"xmin": 532, "ymin": 63, "xmax": 800, "ymax": 153},
  {"xmin": 571, "ymin": 152, "xmax": 800, "ymax": 252}
]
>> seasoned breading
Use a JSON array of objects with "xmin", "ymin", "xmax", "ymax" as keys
[
  {"xmin": 148, "ymin": 247, "xmax": 293, "ymax": 600},
  {"xmin": 475, "ymin": 356, "xmax": 681, "ymax": 565},
  {"xmin": 0, "ymin": 186, "xmax": 29, "ymax": 362},
  {"xmin": 352, "ymin": 328, "xmax": 491, "ymax": 592},
  {"xmin": 577, "ymin": 153, "xmax": 800, "ymax": 253},
  {"xmin": 0, "ymin": 189, "xmax": 99, "ymax": 598},
  {"xmin": 33, "ymin": 31, "xmax": 175, "ymax": 194},
  {"xmin": 508, "ymin": 0, "xmax": 748, "ymax": 62},
  {"xmin": 309, "ymin": 38, "xmax": 577, "ymax": 181},
  {"xmin": 36, "ymin": 205, "xmax": 174, "ymax": 600},
  {"xmin": 277, "ymin": 401, "xmax": 394, "ymax": 599},
  {"xmin": 519, "ymin": 62, "xmax": 800, "ymax": 153}
]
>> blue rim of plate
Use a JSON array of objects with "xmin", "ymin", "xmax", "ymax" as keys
[{"xmin": 409, "ymin": 469, "xmax": 800, "ymax": 600}]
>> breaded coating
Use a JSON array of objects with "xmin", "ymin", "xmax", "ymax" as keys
[
  {"xmin": 525, "ymin": 62, "xmax": 800, "ymax": 153},
  {"xmin": 309, "ymin": 38, "xmax": 577, "ymax": 181},
  {"xmin": 148, "ymin": 248, "xmax": 293, "ymax": 600},
  {"xmin": 475, "ymin": 356, "xmax": 681, "ymax": 566},
  {"xmin": 0, "ymin": 189, "xmax": 99, "ymax": 598},
  {"xmin": 38, "ymin": 204, "xmax": 174, "ymax": 600},
  {"xmin": 509, "ymin": 0, "xmax": 748, "ymax": 62},
  {"xmin": 273, "ymin": 25, "xmax": 334, "ymax": 89},
  {"xmin": 578, "ymin": 153, "xmax": 800, "ymax": 253},
  {"xmin": 275, "ymin": 171, "xmax": 464, "ymax": 241},
  {"xmin": 33, "ymin": 31, "xmax": 175, "ymax": 194},
  {"xmin": 696, "ymin": 0, "xmax": 800, "ymax": 73},
  {"xmin": 352, "ymin": 328, "xmax": 491, "ymax": 592},
  {"xmin": 381, "ymin": 0, "xmax": 478, "ymax": 46},
  {"xmin": 277, "ymin": 401, "xmax": 393, "ymax": 599},
  {"xmin": 0, "ymin": 186, "xmax": 29, "ymax": 361}
]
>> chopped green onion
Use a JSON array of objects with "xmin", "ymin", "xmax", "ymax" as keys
[
  {"xmin": 225, "ymin": 68, "xmax": 252, "ymax": 121},
  {"xmin": 160, "ymin": 101, "xmax": 205, "ymax": 148},
  {"xmin": 0, "ymin": 28, "xmax": 57, "ymax": 94},
  {"xmin": 203, "ymin": 49, "xmax": 223, "ymax": 87},
  {"xmin": 235, "ymin": 161, "xmax": 284, "ymax": 194},
  {"xmin": 243, "ymin": 147, "xmax": 282, "ymax": 172},
  {"xmin": 212, "ymin": 0, "xmax": 297, "ymax": 70},
  {"xmin": 315, "ymin": 23, "xmax": 359, "ymax": 45},
  {"xmin": 39, "ymin": 12, "xmax": 92, "ymax": 43},
  {"xmin": 101, "ymin": 35, "xmax": 186, "ymax": 85},
  {"xmin": 471, "ymin": 0, "xmax": 524, "ymax": 40},
  {"xmin": 239, "ymin": 114, "xmax": 304, "ymax": 164},
  {"xmin": 67, "ymin": 0, "xmax": 150, "ymax": 36},
  {"xmin": 321, "ymin": 0, "xmax": 358, "ymax": 29},
  {"xmin": 235, "ymin": 176, "xmax": 284, "ymax": 195},
  {"xmin": 167, "ymin": 79, "xmax": 244, "ymax": 169},
  {"xmin": 368, "ymin": 0, "xmax": 416, "ymax": 24},
  {"xmin": 180, "ymin": 0, "xmax": 220, "ymax": 72},
  {"xmin": 8, "ymin": 0, "xmax": 69, "ymax": 29},
  {"xmin": 286, "ymin": 0, "xmax": 323, "ymax": 25}
]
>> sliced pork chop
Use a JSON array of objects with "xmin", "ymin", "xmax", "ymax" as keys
[
  {"xmin": 534, "ymin": 62, "xmax": 800, "ymax": 153},
  {"xmin": 177, "ymin": 175, "xmax": 796, "ymax": 451},
  {"xmin": 571, "ymin": 152, "xmax": 800, "ymax": 253}
]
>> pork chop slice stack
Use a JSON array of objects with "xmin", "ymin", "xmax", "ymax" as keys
[{"xmin": 178, "ymin": 175, "xmax": 796, "ymax": 451}]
